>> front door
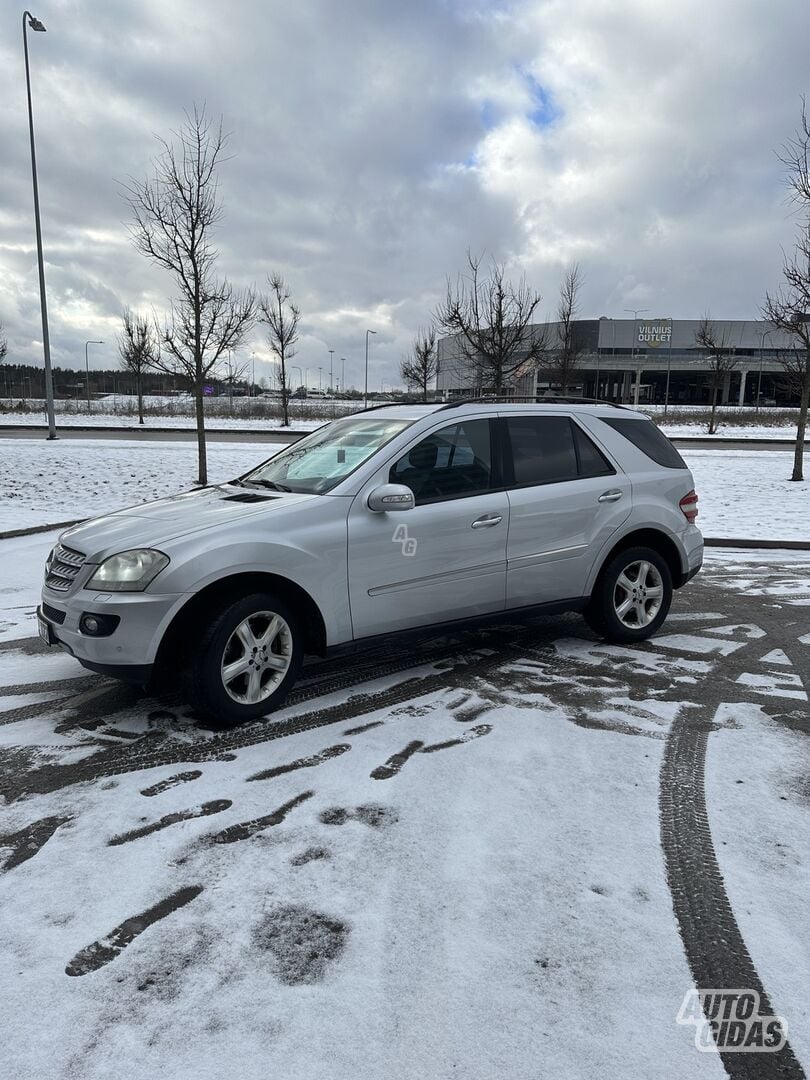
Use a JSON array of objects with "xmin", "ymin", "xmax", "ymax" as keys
[{"xmin": 347, "ymin": 418, "xmax": 508, "ymax": 638}]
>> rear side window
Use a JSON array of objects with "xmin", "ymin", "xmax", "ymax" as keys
[
  {"xmin": 504, "ymin": 416, "xmax": 615, "ymax": 486},
  {"xmin": 600, "ymin": 417, "xmax": 687, "ymax": 469},
  {"xmin": 572, "ymin": 422, "xmax": 615, "ymax": 478},
  {"xmin": 507, "ymin": 416, "xmax": 578, "ymax": 485}
]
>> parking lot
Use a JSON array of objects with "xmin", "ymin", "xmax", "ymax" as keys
[{"xmin": 1, "ymin": 536, "xmax": 808, "ymax": 1079}]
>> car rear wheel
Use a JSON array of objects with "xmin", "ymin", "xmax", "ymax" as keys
[
  {"xmin": 584, "ymin": 546, "xmax": 672, "ymax": 643},
  {"xmin": 186, "ymin": 591, "xmax": 302, "ymax": 723}
]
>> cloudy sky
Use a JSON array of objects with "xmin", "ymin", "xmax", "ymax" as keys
[{"xmin": 0, "ymin": 0, "xmax": 807, "ymax": 390}]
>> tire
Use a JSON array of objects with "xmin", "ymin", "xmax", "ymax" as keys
[
  {"xmin": 584, "ymin": 546, "xmax": 672, "ymax": 644},
  {"xmin": 185, "ymin": 591, "xmax": 303, "ymax": 724}
]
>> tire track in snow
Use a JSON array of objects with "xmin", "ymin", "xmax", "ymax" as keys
[{"xmin": 659, "ymin": 584, "xmax": 807, "ymax": 1079}]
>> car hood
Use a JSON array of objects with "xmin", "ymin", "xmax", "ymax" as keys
[{"xmin": 60, "ymin": 485, "xmax": 319, "ymax": 561}]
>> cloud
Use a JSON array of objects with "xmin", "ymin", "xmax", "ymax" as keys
[{"xmin": 0, "ymin": 0, "xmax": 807, "ymax": 390}]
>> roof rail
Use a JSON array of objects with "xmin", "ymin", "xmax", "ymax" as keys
[{"xmin": 436, "ymin": 395, "xmax": 627, "ymax": 410}]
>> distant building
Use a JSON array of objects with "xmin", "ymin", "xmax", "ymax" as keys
[{"xmin": 436, "ymin": 318, "xmax": 800, "ymax": 406}]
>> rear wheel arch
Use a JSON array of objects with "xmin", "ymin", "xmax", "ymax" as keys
[{"xmin": 590, "ymin": 528, "xmax": 684, "ymax": 596}]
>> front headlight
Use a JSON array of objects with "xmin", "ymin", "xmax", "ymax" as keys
[{"xmin": 86, "ymin": 549, "xmax": 170, "ymax": 592}]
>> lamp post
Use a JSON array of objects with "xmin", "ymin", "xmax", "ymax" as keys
[
  {"xmin": 756, "ymin": 327, "xmax": 775, "ymax": 414},
  {"xmin": 318, "ymin": 366, "xmax": 323, "ymax": 393},
  {"xmin": 328, "ymin": 349, "xmax": 334, "ymax": 394},
  {"xmin": 340, "ymin": 357, "xmax": 347, "ymax": 395},
  {"xmin": 663, "ymin": 317, "xmax": 673, "ymax": 416},
  {"xmin": 251, "ymin": 351, "xmax": 255, "ymax": 398},
  {"xmin": 84, "ymin": 339, "xmax": 103, "ymax": 413},
  {"xmin": 364, "ymin": 329, "xmax": 376, "ymax": 409},
  {"xmin": 624, "ymin": 308, "xmax": 649, "ymax": 405},
  {"xmin": 23, "ymin": 11, "xmax": 57, "ymax": 439}
]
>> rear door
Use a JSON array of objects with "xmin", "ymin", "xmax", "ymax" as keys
[
  {"xmin": 502, "ymin": 414, "xmax": 631, "ymax": 607},
  {"xmin": 347, "ymin": 417, "xmax": 508, "ymax": 638}
]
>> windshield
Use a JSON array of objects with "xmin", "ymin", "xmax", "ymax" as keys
[{"xmin": 237, "ymin": 416, "xmax": 414, "ymax": 494}]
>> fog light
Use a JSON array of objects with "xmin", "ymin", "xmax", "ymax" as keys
[{"xmin": 79, "ymin": 612, "xmax": 120, "ymax": 637}]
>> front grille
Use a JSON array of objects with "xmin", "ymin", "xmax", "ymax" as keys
[
  {"xmin": 45, "ymin": 544, "xmax": 86, "ymax": 593},
  {"xmin": 41, "ymin": 602, "xmax": 66, "ymax": 624}
]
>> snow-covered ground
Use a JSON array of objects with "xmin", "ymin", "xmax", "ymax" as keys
[
  {"xmin": 0, "ymin": 438, "xmax": 807, "ymax": 540},
  {"xmin": 1, "ymin": 531, "xmax": 808, "ymax": 1078},
  {"xmin": 0, "ymin": 410, "xmax": 327, "ymax": 432}
]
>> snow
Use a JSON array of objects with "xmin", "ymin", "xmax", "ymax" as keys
[
  {"xmin": 680, "ymin": 450, "xmax": 809, "ymax": 540},
  {"xmin": 0, "ymin": 438, "xmax": 279, "ymax": 532},
  {"xmin": 1, "ymin": 438, "xmax": 808, "ymax": 542},
  {"xmin": 1, "ymin": 439, "xmax": 809, "ymax": 1077},
  {"xmin": 706, "ymin": 701, "xmax": 810, "ymax": 1069},
  {"xmin": 0, "ymin": 410, "xmax": 327, "ymax": 432}
]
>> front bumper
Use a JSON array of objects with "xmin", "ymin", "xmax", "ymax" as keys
[{"xmin": 38, "ymin": 585, "xmax": 186, "ymax": 669}]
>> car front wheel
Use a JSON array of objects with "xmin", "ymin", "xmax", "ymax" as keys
[
  {"xmin": 584, "ymin": 546, "xmax": 672, "ymax": 643},
  {"xmin": 186, "ymin": 592, "xmax": 302, "ymax": 723}
]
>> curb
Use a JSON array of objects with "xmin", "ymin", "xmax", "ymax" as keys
[
  {"xmin": 0, "ymin": 424, "xmax": 310, "ymax": 436},
  {"xmin": 703, "ymin": 537, "xmax": 810, "ymax": 551},
  {"xmin": 0, "ymin": 520, "xmax": 83, "ymax": 541}
]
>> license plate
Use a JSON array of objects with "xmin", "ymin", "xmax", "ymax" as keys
[{"xmin": 38, "ymin": 614, "xmax": 55, "ymax": 646}]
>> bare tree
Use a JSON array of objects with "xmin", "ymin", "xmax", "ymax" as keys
[
  {"xmin": 762, "ymin": 100, "xmax": 810, "ymax": 481},
  {"xmin": 124, "ymin": 106, "xmax": 255, "ymax": 484},
  {"xmin": 258, "ymin": 273, "xmax": 300, "ymax": 427},
  {"xmin": 118, "ymin": 308, "xmax": 156, "ymax": 425},
  {"xmin": 536, "ymin": 262, "xmax": 585, "ymax": 394},
  {"xmin": 434, "ymin": 252, "xmax": 546, "ymax": 394},
  {"xmin": 400, "ymin": 327, "xmax": 438, "ymax": 401},
  {"xmin": 695, "ymin": 315, "xmax": 737, "ymax": 435},
  {"xmin": 0, "ymin": 321, "xmax": 7, "ymax": 365}
]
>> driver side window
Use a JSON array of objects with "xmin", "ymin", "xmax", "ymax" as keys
[{"xmin": 389, "ymin": 419, "xmax": 492, "ymax": 504}]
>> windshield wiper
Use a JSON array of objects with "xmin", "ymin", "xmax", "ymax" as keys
[{"xmin": 239, "ymin": 478, "xmax": 293, "ymax": 493}]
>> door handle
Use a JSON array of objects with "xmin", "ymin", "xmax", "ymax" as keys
[
  {"xmin": 598, "ymin": 489, "xmax": 623, "ymax": 503},
  {"xmin": 471, "ymin": 514, "xmax": 503, "ymax": 528}
]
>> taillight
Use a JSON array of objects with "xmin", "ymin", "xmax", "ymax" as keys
[{"xmin": 679, "ymin": 489, "xmax": 699, "ymax": 524}]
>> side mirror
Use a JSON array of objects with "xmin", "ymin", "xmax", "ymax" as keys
[{"xmin": 367, "ymin": 483, "xmax": 415, "ymax": 512}]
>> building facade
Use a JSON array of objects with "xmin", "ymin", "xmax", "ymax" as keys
[{"xmin": 436, "ymin": 318, "xmax": 801, "ymax": 406}]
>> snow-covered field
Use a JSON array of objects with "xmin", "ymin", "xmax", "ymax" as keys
[
  {"xmin": 1, "ymin": 400, "xmax": 805, "ymax": 441},
  {"xmin": 0, "ymin": 438, "xmax": 807, "ymax": 540}
]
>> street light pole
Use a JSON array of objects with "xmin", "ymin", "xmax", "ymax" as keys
[
  {"xmin": 84, "ymin": 339, "xmax": 103, "ymax": 413},
  {"xmin": 340, "ymin": 357, "xmax": 346, "ymax": 395},
  {"xmin": 318, "ymin": 366, "xmax": 323, "ymax": 393},
  {"xmin": 328, "ymin": 349, "xmax": 334, "ymax": 394},
  {"xmin": 624, "ymin": 308, "xmax": 649, "ymax": 406},
  {"xmin": 757, "ymin": 327, "xmax": 773, "ymax": 415},
  {"xmin": 663, "ymin": 317, "xmax": 673, "ymax": 416},
  {"xmin": 364, "ymin": 330, "xmax": 376, "ymax": 409},
  {"xmin": 23, "ymin": 11, "xmax": 56, "ymax": 439}
]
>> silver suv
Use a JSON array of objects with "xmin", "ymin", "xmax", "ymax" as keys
[{"xmin": 38, "ymin": 402, "xmax": 702, "ymax": 722}]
